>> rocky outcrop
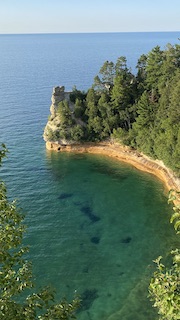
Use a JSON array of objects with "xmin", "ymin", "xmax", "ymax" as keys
[
  {"xmin": 52, "ymin": 86, "xmax": 65, "ymax": 104},
  {"xmin": 43, "ymin": 86, "xmax": 64, "ymax": 141},
  {"xmin": 43, "ymin": 86, "xmax": 86, "ymax": 145},
  {"xmin": 50, "ymin": 86, "xmax": 65, "ymax": 119},
  {"xmin": 43, "ymin": 86, "xmax": 73, "ymax": 145}
]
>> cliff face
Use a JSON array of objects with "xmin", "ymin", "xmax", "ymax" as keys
[
  {"xmin": 43, "ymin": 86, "xmax": 74, "ymax": 145},
  {"xmin": 43, "ymin": 86, "xmax": 86, "ymax": 145},
  {"xmin": 44, "ymin": 86, "xmax": 64, "ymax": 142}
]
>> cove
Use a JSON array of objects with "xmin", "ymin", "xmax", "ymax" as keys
[{"xmin": 25, "ymin": 152, "xmax": 177, "ymax": 320}]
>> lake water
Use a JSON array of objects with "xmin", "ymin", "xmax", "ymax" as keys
[{"xmin": 0, "ymin": 32, "xmax": 179, "ymax": 319}]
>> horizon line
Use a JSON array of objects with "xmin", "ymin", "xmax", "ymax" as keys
[{"xmin": 0, "ymin": 30, "xmax": 179, "ymax": 36}]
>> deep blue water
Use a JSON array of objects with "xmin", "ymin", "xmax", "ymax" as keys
[{"xmin": 0, "ymin": 32, "xmax": 179, "ymax": 319}]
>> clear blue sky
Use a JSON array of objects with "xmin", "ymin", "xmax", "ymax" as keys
[{"xmin": 0, "ymin": 0, "xmax": 179, "ymax": 34}]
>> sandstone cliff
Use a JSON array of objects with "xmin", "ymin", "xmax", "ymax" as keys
[
  {"xmin": 43, "ymin": 86, "xmax": 67, "ymax": 144},
  {"xmin": 43, "ymin": 86, "xmax": 86, "ymax": 145}
]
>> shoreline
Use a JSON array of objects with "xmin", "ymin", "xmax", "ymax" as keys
[{"xmin": 46, "ymin": 140, "xmax": 180, "ymax": 204}]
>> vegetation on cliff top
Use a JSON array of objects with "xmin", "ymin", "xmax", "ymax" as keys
[{"xmin": 47, "ymin": 42, "xmax": 180, "ymax": 175}]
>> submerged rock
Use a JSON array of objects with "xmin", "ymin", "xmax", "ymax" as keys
[
  {"xmin": 91, "ymin": 236, "xmax": 100, "ymax": 244},
  {"xmin": 92, "ymin": 164, "xmax": 128, "ymax": 182},
  {"xmin": 121, "ymin": 236, "xmax": 132, "ymax": 244},
  {"xmin": 80, "ymin": 205, "xmax": 100, "ymax": 223},
  {"xmin": 82, "ymin": 266, "xmax": 89, "ymax": 273},
  {"xmin": 58, "ymin": 193, "xmax": 73, "ymax": 200},
  {"xmin": 80, "ymin": 288, "xmax": 99, "ymax": 311}
]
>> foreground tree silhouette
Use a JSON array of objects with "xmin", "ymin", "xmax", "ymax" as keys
[{"xmin": 0, "ymin": 144, "xmax": 80, "ymax": 320}]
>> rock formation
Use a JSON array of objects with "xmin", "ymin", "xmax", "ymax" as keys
[
  {"xmin": 50, "ymin": 86, "xmax": 65, "ymax": 118},
  {"xmin": 43, "ymin": 86, "xmax": 86, "ymax": 145},
  {"xmin": 43, "ymin": 86, "xmax": 73, "ymax": 145}
]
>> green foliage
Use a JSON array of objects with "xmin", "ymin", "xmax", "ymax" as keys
[
  {"xmin": 111, "ymin": 127, "xmax": 130, "ymax": 145},
  {"xmin": 145, "ymin": 46, "xmax": 163, "ymax": 95},
  {"xmin": 70, "ymin": 125, "xmax": 85, "ymax": 142},
  {"xmin": 0, "ymin": 145, "xmax": 80, "ymax": 319},
  {"xmin": 136, "ymin": 53, "xmax": 147, "ymax": 93},
  {"xmin": 168, "ymin": 190, "xmax": 180, "ymax": 234},
  {"xmin": 0, "ymin": 144, "xmax": 8, "ymax": 161},
  {"xmin": 57, "ymin": 101, "xmax": 73, "ymax": 127},
  {"xmin": 45, "ymin": 128, "xmax": 59, "ymax": 141},
  {"xmin": 149, "ymin": 190, "xmax": 180, "ymax": 319},
  {"xmin": 149, "ymin": 251, "xmax": 180, "ymax": 320},
  {"xmin": 131, "ymin": 91, "xmax": 158, "ymax": 155},
  {"xmin": 74, "ymin": 98, "xmax": 87, "ymax": 121},
  {"xmin": 85, "ymin": 58, "xmax": 138, "ymax": 140},
  {"xmin": 96, "ymin": 60, "xmax": 115, "ymax": 90},
  {"xmin": 92, "ymin": 57, "xmax": 129, "ymax": 92},
  {"xmin": 69, "ymin": 86, "xmax": 86, "ymax": 104},
  {"xmin": 130, "ymin": 43, "xmax": 180, "ymax": 173}
]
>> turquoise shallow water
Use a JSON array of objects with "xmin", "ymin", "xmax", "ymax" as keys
[
  {"xmin": 20, "ymin": 151, "xmax": 176, "ymax": 320},
  {"xmin": 0, "ymin": 33, "xmax": 179, "ymax": 319}
]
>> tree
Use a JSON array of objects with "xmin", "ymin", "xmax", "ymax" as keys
[
  {"xmin": 70, "ymin": 124, "xmax": 85, "ymax": 142},
  {"xmin": 149, "ymin": 251, "xmax": 180, "ymax": 320},
  {"xmin": 57, "ymin": 100, "xmax": 73, "ymax": 127},
  {"xmin": 69, "ymin": 86, "xmax": 86, "ymax": 104},
  {"xmin": 115, "ymin": 56, "xmax": 128, "ymax": 75},
  {"xmin": 136, "ymin": 53, "xmax": 147, "ymax": 94},
  {"xmin": 110, "ymin": 65, "xmax": 136, "ymax": 130},
  {"xmin": 145, "ymin": 45, "xmax": 163, "ymax": 101},
  {"xmin": 99, "ymin": 60, "xmax": 115, "ymax": 86},
  {"xmin": 149, "ymin": 191, "xmax": 180, "ymax": 320},
  {"xmin": 0, "ymin": 144, "xmax": 80, "ymax": 320},
  {"xmin": 168, "ymin": 190, "xmax": 180, "ymax": 234},
  {"xmin": 129, "ymin": 91, "xmax": 158, "ymax": 155},
  {"xmin": 74, "ymin": 99, "xmax": 84, "ymax": 119},
  {"xmin": 97, "ymin": 93, "xmax": 113, "ymax": 136},
  {"xmin": 93, "ymin": 60, "xmax": 115, "ymax": 92},
  {"xmin": 158, "ymin": 43, "xmax": 180, "ymax": 92},
  {"xmin": 152, "ymin": 69, "xmax": 180, "ymax": 173}
]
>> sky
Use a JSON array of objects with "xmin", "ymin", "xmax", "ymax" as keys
[{"xmin": 0, "ymin": 0, "xmax": 179, "ymax": 34}]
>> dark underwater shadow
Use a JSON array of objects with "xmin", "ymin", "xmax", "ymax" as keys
[
  {"xmin": 91, "ymin": 163, "xmax": 128, "ymax": 182},
  {"xmin": 79, "ymin": 288, "xmax": 99, "ymax": 312},
  {"xmin": 80, "ymin": 204, "xmax": 100, "ymax": 223},
  {"xmin": 58, "ymin": 192, "xmax": 73, "ymax": 200}
]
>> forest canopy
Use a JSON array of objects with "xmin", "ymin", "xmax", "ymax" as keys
[{"xmin": 48, "ymin": 42, "xmax": 180, "ymax": 175}]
